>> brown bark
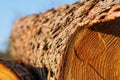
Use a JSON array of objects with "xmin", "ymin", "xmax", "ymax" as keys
[
  {"xmin": 0, "ymin": 59, "xmax": 35, "ymax": 80},
  {"xmin": 10, "ymin": 0, "xmax": 120, "ymax": 80}
]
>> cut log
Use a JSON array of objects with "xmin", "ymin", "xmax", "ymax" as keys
[
  {"xmin": 10, "ymin": 0, "xmax": 120, "ymax": 80},
  {"xmin": 0, "ymin": 59, "xmax": 35, "ymax": 80}
]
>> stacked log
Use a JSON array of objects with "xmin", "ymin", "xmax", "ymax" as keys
[
  {"xmin": 10, "ymin": 0, "xmax": 120, "ymax": 80},
  {"xmin": 0, "ymin": 59, "xmax": 35, "ymax": 80}
]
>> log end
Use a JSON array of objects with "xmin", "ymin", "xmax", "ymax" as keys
[{"xmin": 0, "ymin": 59, "xmax": 36, "ymax": 80}]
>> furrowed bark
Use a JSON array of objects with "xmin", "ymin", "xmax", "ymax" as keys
[{"xmin": 10, "ymin": 0, "xmax": 120, "ymax": 80}]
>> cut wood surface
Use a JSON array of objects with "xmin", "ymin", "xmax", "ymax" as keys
[
  {"xmin": 10, "ymin": 0, "xmax": 120, "ymax": 80},
  {"xmin": 0, "ymin": 59, "xmax": 35, "ymax": 80}
]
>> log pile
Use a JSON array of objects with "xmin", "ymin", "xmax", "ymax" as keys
[{"xmin": 9, "ymin": 0, "xmax": 120, "ymax": 80}]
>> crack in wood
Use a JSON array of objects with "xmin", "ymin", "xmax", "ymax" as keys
[
  {"xmin": 74, "ymin": 48, "xmax": 83, "ymax": 62},
  {"xmin": 74, "ymin": 48, "xmax": 105, "ymax": 80},
  {"xmin": 88, "ymin": 63, "xmax": 105, "ymax": 80}
]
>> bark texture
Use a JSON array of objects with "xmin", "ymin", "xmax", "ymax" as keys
[{"xmin": 10, "ymin": 0, "xmax": 120, "ymax": 80}]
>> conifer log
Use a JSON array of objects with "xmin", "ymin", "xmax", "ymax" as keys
[
  {"xmin": 0, "ymin": 59, "xmax": 35, "ymax": 80},
  {"xmin": 10, "ymin": 0, "xmax": 120, "ymax": 80}
]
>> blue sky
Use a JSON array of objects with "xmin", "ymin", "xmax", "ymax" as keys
[{"xmin": 0, "ymin": 0, "xmax": 77, "ymax": 52}]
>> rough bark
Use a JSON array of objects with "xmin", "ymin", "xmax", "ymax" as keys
[{"xmin": 10, "ymin": 0, "xmax": 120, "ymax": 80}]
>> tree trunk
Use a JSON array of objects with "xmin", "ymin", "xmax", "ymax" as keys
[{"xmin": 10, "ymin": 0, "xmax": 120, "ymax": 80}]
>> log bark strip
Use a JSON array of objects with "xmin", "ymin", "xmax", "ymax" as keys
[{"xmin": 10, "ymin": 0, "xmax": 120, "ymax": 80}]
